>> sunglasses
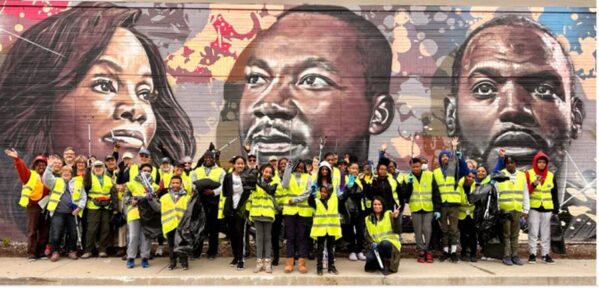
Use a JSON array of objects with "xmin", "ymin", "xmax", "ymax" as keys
[
  {"xmin": 140, "ymin": 154, "xmax": 150, "ymax": 158},
  {"xmin": 248, "ymin": 159, "xmax": 256, "ymax": 162}
]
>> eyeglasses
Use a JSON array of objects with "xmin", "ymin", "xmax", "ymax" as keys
[
  {"xmin": 140, "ymin": 154, "xmax": 150, "ymax": 158},
  {"xmin": 248, "ymin": 159, "xmax": 256, "ymax": 162}
]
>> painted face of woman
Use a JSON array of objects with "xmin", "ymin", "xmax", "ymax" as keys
[{"xmin": 53, "ymin": 28, "xmax": 157, "ymax": 158}]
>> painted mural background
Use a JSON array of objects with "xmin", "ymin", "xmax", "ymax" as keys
[{"xmin": 0, "ymin": 1, "xmax": 595, "ymax": 243}]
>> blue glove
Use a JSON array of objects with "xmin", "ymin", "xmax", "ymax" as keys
[
  {"xmin": 456, "ymin": 151, "xmax": 463, "ymax": 159},
  {"xmin": 371, "ymin": 242, "xmax": 378, "ymax": 250},
  {"xmin": 347, "ymin": 175, "xmax": 356, "ymax": 188},
  {"xmin": 434, "ymin": 212, "xmax": 441, "ymax": 220},
  {"xmin": 407, "ymin": 173, "xmax": 413, "ymax": 184},
  {"xmin": 310, "ymin": 184, "xmax": 317, "ymax": 196}
]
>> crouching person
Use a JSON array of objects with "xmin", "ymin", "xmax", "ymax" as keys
[
  {"xmin": 364, "ymin": 197, "xmax": 401, "ymax": 275},
  {"xmin": 160, "ymin": 176, "xmax": 190, "ymax": 270},
  {"xmin": 42, "ymin": 155, "xmax": 86, "ymax": 261},
  {"xmin": 309, "ymin": 184, "xmax": 341, "ymax": 276}
]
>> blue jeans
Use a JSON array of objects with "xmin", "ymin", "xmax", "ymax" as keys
[
  {"xmin": 364, "ymin": 240, "xmax": 393, "ymax": 271},
  {"xmin": 50, "ymin": 212, "xmax": 77, "ymax": 253}
]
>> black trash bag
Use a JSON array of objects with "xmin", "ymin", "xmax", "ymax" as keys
[
  {"xmin": 469, "ymin": 181, "xmax": 505, "ymax": 260},
  {"xmin": 551, "ymin": 214, "xmax": 566, "ymax": 254},
  {"xmin": 174, "ymin": 179, "xmax": 221, "ymax": 257},
  {"xmin": 430, "ymin": 218, "xmax": 443, "ymax": 251},
  {"xmin": 138, "ymin": 197, "xmax": 162, "ymax": 239}
]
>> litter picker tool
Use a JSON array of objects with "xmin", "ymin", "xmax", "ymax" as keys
[
  {"xmin": 218, "ymin": 137, "xmax": 238, "ymax": 151},
  {"xmin": 373, "ymin": 246, "xmax": 384, "ymax": 270},
  {"xmin": 74, "ymin": 215, "xmax": 82, "ymax": 250}
]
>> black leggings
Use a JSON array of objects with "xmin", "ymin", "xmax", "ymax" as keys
[{"xmin": 227, "ymin": 213, "xmax": 246, "ymax": 261}]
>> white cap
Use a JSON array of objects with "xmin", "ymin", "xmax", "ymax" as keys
[
  {"xmin": 122, "ymin": 152, "xmax": 134, "ymax": 160},
  {"xmin": 92, "ymin": 160, "xmax": 104, "ymax": 167},
  {"xmin": 318, "ymin": 161, "xmax": 332, "ymax": 170},
  {"xmin": 268, "ymin": 156, "xmax": 278, "ymax": 162}
]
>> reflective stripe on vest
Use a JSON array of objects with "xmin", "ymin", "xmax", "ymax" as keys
[
  {"xmin": 497, "ymin": 169, "xmax": 526, "ymax": 212},
  {"xmin": 282, "ymin": 173, "xmax": 313, "ymax": 217},
  {"xmin": 365, "ymin": 211, "xmax": 401, "ymax": 251},
  {"xmin": 87, "ymin": 174, "xmax": 113, "ymax": 210},
  {"xmin": 19, "ymin": 170, "xmax": 41, "ymax": 208},
  {"xmin": 433, "ymin": 168, "xmax": 460, "ymax": 204},
  {"xmin": 409, "ymin": 171, "xmax": 434, "ymax": 212},
  {"xmin": 310, "ymin": 192, "xmax": 341, "ymax": 240},
  {"xmin": 125, "ymin": 181, "xmax": 158, "ymax": 223},
  {"xmin": 528, "ymin": 169, "xmax": 554, "ymax": 210},
  {"xmin": 160, "ymin": 192, "xmax": 189, "ymax": 236},
  {"xmin": 457, "ymin": 177, "xmax": 475, "ymax": 220},
  {"xmin": 160, "ymin": 170, "xmax": 173, "ymax": 188}
]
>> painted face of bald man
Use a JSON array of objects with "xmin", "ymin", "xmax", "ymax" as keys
[{"xmin": 447, "ymin": 23, "xmax": 583, "ymax": 168}]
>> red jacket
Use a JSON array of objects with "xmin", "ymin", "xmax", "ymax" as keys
[{"xmin": 14, "ymin": 157, "xmax": 50, "ymax": 205}]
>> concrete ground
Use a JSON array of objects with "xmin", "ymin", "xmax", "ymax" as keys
[{"xmin": 0, "ymin": 256, "xmax": 594, "ymax": 285}]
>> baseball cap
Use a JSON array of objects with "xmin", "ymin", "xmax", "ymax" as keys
[
  {"xmin": 138, "ymin": 148, "xmax": 151, "ymax": 156},
  {"xmin": 92, "ymin": 160, "xmax": 104, "ymax": 167},
  {"xmin": 176, "ymin": 160, "xmax": 186, "ymax": 167},
  {"xmin": 32, "ymin": 155, "xmax": 47, "ymax": 164},
  {"xmin": 104, "ymin": 154, "xmax": 115, "ymax": 161},
  {"xmin": 268, "ymin": 156, "xmax": 278, "ymax": 162},
  {"xmin": 182, "ymin": 156, "xmax": 192, "ymax": 163},
  {"xmin": 161, "ymin": 157, "xmax": 171, "ymax": 164},
  {"xmin": 122, "ymin": 152, "xmax": 134, "ymax": 160}
]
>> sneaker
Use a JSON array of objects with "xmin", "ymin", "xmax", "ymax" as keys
[
  {"xmin": 236, "ymin": 260, "xmax": 245, "ymax": 270},
  {"xmin": 50, "ymin": 252, "xmax": 60, "ymax": 262},
  {"xmin": 208, "ymin": 255, "xmax": 216, "ymax": 261},
  {"xmin": 126, "ymin": 258, "xmax": 135, "ymax": 268},
  {"xmin": 141, "ymin": 258, "xmax": 149, "ymax": 268},
  {"xmin": 417, "ymin": 251, "xmax": 425, "ymax": 263},
  {"xmin": 229, "ymin": 258, "xmax": 238, "ymax": 267},
  {"xmin": 317, "ymin": 267, "xmax": 323, "ymax": 276},
  {"xmin": 81, "ymin": 252, "xmax": 92, "ymax": 259},
  {"xmin": 542, "ymin": 255, "xmax": 555, "ymax": 264},
  {"xmin": 348, "ymin": 252, "xmax": 358, "ymax": 261},
  {"xmin": 511, "ymin": 256, "xmax": 524, "ymax": 266},
  {"xmin": 182, "ymin": 264, "xmax": 189, "ymax": 270},
  {"xmin": 450, "ymin": 253, "xmax": 458, "ymax": 263},
  {"xmin": 44, "ymin": 245, "xmax": 51, "ymax": 257},
  {"xmin": 68, "ymin": 251, "xmax": 78, "ymax": 260},
  {"xmin": 357, "ymin": 252, "xmax": 367, "ymax": 261},
  {"xmin": 528, "ymin": 254, "xmax": 536, "ymax": 264},
  {"xmin": 425, "ymin": 251, "xmax": 433, "ymax": 263},
  {"xmin": 502, "ymin": 256, "xmax": 513, "ymax": 266},
  {"xmin": 460, "ymin": 254, "xmax": 468, "ymax": 261},
  {"xmin": 99, "ymin": 252, "xmax": 108, "ymax": 258},
  {"xmin": 470, "ymin": 255, "xmax": 478, "ymax": 262},
  {"xmin": 155, "ymin": 246, "xmax": 163, "ymax": 257},
  {"xmin": 439, "ymin": 252, "xmax": 450, "ymax": 262},
  {"xmin": 328, "ymin": 265, "xmax": 338, "ymax": 275}
]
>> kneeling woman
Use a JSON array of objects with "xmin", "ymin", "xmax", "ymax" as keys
[{"xmin": 364, "ymin": 197, "xmax": 401, "ymax": 275}]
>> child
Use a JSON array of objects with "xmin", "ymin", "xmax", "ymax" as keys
[
  {"xmin": 309, "ymin": 183, "xmax": 341, "ymax": 275},
  {"xmin": 160, "ymin": 175, "xmax": 190, "ymax": 270}
]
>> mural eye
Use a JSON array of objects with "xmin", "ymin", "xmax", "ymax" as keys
[
  {"xmin": 533, "ymin": 83, "xmax": 556, "ymax": 100},
  {"xmin": 298, "ymin": 74, "xmax": 333, "ymax": 90},
  {"xmin": 137, "ymin": 90, "xmax": 154, "ymax": 103},
  {"xmin": 246, "ymin": 74, "xmax": 267, "ymax": 86},
  {"xmin": 472, "ymin": 81, "xmax": 497, "ymax": 99},
  {"xmin": 91, "ymin": 78, "xmax": 117, "ymax": 94}
]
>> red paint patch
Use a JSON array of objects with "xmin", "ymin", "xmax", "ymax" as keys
[{"xmin": 0, "ymin": 1, "xmax": 68, "ymax": 21}]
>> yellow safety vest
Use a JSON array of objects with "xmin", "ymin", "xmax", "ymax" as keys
[
  {"xmin": 282, "ymin": 173, "xmax": 313, "ymax": 217},
  {"xmin": 457, "ymin": 177, "xmax": 475, "ymax": 220},
  {"xmin": 310, "ymin": 192, "xmax": 341, "ymax": 240},
  {"xmin": 527, "ymin": 169, "xmax": 554, "ymax": 210},
  {"xmin": 18, "ymin": 170, "xmax": 42, "ymax": 208},
  {"xmin": 87, "ymin": 174, "xmax": 114, "ymax": 210},
  {"xmin": 47, "ymin": 178, "xmax": 84, "ymax": 217},
  {"xmin": 160, "ymin": 170, "xmax": 173, "ymax": 188},
  {"xmin": 247, "ymin": 184, "xmax": 277, "ymax": 222},
  {"xmin": 433, "ymin": 168, "xmax": 460, "ymax": 204},
  {"xmin": 160, "ymin": 192, "xmax": 190, "ymax": 237},
  {"xmin": 129, "ymin": 164, "xmax": 158, "ymax": 183},
  {"xmin": 125, "ymin": 181, "xmax": 159, "ymax": 223},
  {"xmin": 365, "ymin": 211, "xmax": 401, "ymax": 251},
  {"xmin": 497, "ymin": 169, "xmax": 526, "ymax": 212},
  {"xmin": 409, "ymin": 171, "xmax": 434, "ymax": 213},
  {"xmin": 196, "ymin": 166, "xmax": 224, "ymax": 219}
]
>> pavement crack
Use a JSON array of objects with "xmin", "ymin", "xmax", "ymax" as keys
[{"xmin": 470, "ymin": 263, "xmax": 496, "ymax": 275}]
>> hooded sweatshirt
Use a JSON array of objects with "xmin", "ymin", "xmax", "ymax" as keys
[{"xmin": 526, "ymin": 152, "xmax": 559, "ymax": 214}]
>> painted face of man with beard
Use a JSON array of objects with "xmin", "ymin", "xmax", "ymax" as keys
[
  {"xmin": 445, "ymin": 16, "xmax": 584, "ymax": 170},
  {"xmin": 238, "ymin": 6, "xmax": 394, "ymax": 161}
]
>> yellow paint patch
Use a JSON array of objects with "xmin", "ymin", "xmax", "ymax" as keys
[{"xmin": 14, "ymin": 24, "xmax": 23, "ymax": 32}]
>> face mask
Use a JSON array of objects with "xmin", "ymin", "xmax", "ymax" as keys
[{"xmin": 421, "ymin": 164, "xmax": 428, "ymax": 171}]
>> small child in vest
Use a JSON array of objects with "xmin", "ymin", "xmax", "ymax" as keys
[
  {"xmin": 308, "ymin": 183, "xmax": 341, "ymax": 275},
  {"xmin": 41, "ymin": 155, "xmax": 87, "ymax": 262},
  {"xmin": 159, "ymin": 175, "xmax": 190, "ymax": 270}
]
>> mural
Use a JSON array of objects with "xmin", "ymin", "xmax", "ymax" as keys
[{"xmin": 0, "ymin": 1, "xmax": 595, "ymax": 243}]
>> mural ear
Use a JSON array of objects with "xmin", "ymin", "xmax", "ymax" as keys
[
  {"xmin": 570, "ymin": 96, "xmax": 584, "ymax": 139},
  {"xmin": 368, "ymin": 94, "xmax": 394, "ymax": 135},
  {"xmin": 444, "ymin": 96, "xmax": 458, "ymax": 137}
]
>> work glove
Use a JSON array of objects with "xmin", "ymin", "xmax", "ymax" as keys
[
  {"xmin": 347, "ymin": 175, "xmax": 356, "ymax": 188},
  {"xmin": 407, "ymin": 173, "xmax": 413, "ymax": 184},
  {"xmin": 371, "ymin": 242, "xmax": 378, "ymax": 250},
  {"xmin": 434, "ymin": 212, "xmax": 441, "ymax": 220}
]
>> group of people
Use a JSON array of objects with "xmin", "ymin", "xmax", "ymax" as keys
[{"xmin": 7, "ymin": 139, "xmax": 559, "ymax": 276}]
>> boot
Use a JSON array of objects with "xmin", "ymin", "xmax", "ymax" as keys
[
  {"xmin": 439, "ymin": 251, "xmax": 450, "ymax": 262},
  {"xmin": 272, "ymin": 253, "xmax": 279, "ymax": 266},
  {"xmin": 425, "ymin": 251, "xmax": 433, "ymax": 263},
  {"xmin": 181, "ymin": 257, "xmax": 189, "ymax": 270},
  {"xmin": 264, "ymin": 258, "xmax": 273, "ymax": 273},
  {"xmin": 284, "ymin": 257, "xmax": 294, "ymax": 273},
  {"xmin": 168, "ymin": 258, "xmax": 176, "ymax": 270},
  {"xmin": 382, "ymin": 259, "xmax": 392, "ymax": 276},
  {"xmin": 328, "ymin": 264, "xmax": 338, "ymax": 275},
  {"xmin": 417, "ymin": 250, "xmax": 425, "ymax": 263},
  {"xmin": 253, "ymin": 258, "xmax": 264, "ymax": 273},
  {"xmin": 298, "ymin": 258, "xmax": 308, "ymax": 274}
]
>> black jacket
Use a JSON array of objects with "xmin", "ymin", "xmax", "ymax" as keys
[{"xmin": 221, "ymin": 169, "xmax": 257, "ymax": 218}]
